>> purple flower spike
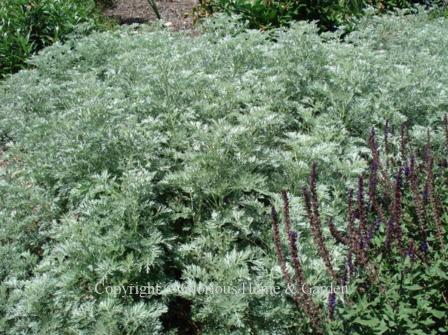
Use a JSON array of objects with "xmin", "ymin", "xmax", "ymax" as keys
[
  {"xmin": 396, "ymin": 168, "xmax": 403, "ymax": 189},
  {"xmin": 420, "ymin": 240, "xmax": 429, "ymax": 253},
  {"xmin": 406, "ymin": 239, "xmax": 416, "ymax": 260},
  {"xmin": 328, "ymin": 292, "xmax": 336, "ymax": 320},
  {"xmin": 288, "ymin": 230, "xmax": 299, "ymax": 241},
  {"xmin": 359, "ymin": 239, "xmax": 365, "ymax": 250},
  {"xmin": 444, "ymin": 114, "xmax": 448, "ymax": 152},
  {"xmin": 422, "ymin": 185, "xmax": 429, "ymax": 205},
  {"xmin": 366, "ymin": 229, "xmax": 373, "ymax": 244},
  {"xmin": 374, "ymin": 218, "xmax": 381, "ymax": 232},
  {"xmin": 385, "ymin": 218, "xmax": 394, "ymax": 251},
  {"xmin": 404, "ymin": 165, "xmax": 411, "ymax": 178},
  {"xmin": 423, "ymin": 144, "xmax": 430, "ymax": 163}
]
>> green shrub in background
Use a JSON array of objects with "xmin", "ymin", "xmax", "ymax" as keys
[
  {"xmin": 95, "ymin": 0, "xmax": 118, "ymax": 9},
  {"xmin": 334, "ymin": 252, "xmax": 448, "ymax": 334},
  {"xmin": 0, "ymin": 11, "xmax": 448, "ymax": 334},
  {"xmin": 194, "ymin": 0, "xmax": 445, "ymax": 30},
  {"xmin": 0, "ymin": 0, "xmax": 109, "ymax": 78}
]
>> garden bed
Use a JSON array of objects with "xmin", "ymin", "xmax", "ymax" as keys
[
  {"xmin": 103, "ymin": 0, "xmax": 197, "ymax": 29},
  {"xmin": 0, "ymin": 9, "xmax": 447, "ymax": 335}
]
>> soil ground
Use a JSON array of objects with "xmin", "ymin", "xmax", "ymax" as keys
[
  {"xmin": 103, "ymin": 0, "xmax": 198, "ymax": 30},
  {"xmin": 0, "ymin": 150, "xmax": 4, "ymax": 168}
]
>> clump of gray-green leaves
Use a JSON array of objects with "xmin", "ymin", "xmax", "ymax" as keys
[{"xmin": 0, "ymin": 10, "xmax": 447, "ymax": 335}]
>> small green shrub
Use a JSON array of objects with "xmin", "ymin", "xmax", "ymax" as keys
[
  {"xmin": 0, "ymin": 0, "xmax": 108, "ymax": 78},
  {"xmin": 194, "ymin": 0, "xmax": 443, "ymax": 30}
]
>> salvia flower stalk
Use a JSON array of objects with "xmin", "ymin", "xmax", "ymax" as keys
[
  {"xmin": 426, "ymin": 157, "xmax": 445, "ymax": 249},
  {"xmin": 408, "ymin": 155, "xmax": 428, "ymax": 243},
  {"xmin": 271, "ymin": 207, "xmax": 292, "ymax": 288},
  {"xmin": 271, "ymin": 194, "xmax": 323, "ymax": 333},
  {"xmin": 384, "ymin": 120, "xmax": 390, "ymax": 168},
  {"xmin": 304, "ymin": 164, "xmax": 337, "ymax": 281},
  {"xmin": 328, "ymin": 217, "xmax": 348, "ymax": 245},
  {"xmin": 400, "ymin": 122, "xmax": 408, "ymax": 162},
  {"xmin": 271, "ymin": 121, "xmax": 447, "ymax": 331},
  {"xmin": 391, "ymin": 168, "xmax": 405, "ymax": 255},
  {"xmin": 328, "ymin": 292, "xmax": 336, "ymax": 321},
  {"xmin": 357, "ymin": 176, "xmax": 368, "ymax": 247},
  {"xmin": 444, "ymin": 114, "xmax": 448, "ymax": 152},
  {"xmin": 370, "ymin": 125, "xmax": 393, "ymax": 196}
]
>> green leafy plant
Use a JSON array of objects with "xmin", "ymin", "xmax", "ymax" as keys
[
  {"xmin": 0, "ymin": 0, "xmax": 109, "ymax": 78},
  {"xmin": 194, "ymin": 0, "xmax": 443, "ymax": 30}
]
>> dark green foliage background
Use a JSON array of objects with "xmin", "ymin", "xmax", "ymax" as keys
[
  {"xmin": 0, "ymin": 0, "xmax": 109, "ymax": 77},
  {"xmin": 194, "ymin": 0, "xmax": 444, "ymax": 30}
]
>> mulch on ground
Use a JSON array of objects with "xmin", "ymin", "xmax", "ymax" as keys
[{"xmin": 103, "ymin": 0, "xmax": 198, "ymax": 30}]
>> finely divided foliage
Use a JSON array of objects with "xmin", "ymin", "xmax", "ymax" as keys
[{"xmin": 0, "ymin": 11, "xmax": 448, "ymax": 334}]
